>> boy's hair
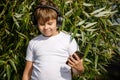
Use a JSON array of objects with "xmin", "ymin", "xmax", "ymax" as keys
[{"xmin": 33, "ymin": 0, "xmax": 62, "ymax": 26}]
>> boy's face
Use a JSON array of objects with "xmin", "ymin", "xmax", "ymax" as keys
[{"xmin": 38, "ymin": 19, "xmax": 58, "ymax": 37}]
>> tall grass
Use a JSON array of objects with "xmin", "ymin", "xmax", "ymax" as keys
[{"xmin": 0, "ymin": 0, "xmax": 120, "ymax": 80}]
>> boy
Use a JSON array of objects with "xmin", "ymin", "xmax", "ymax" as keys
[{"xmin": 22, "ymin": 0, "xmax": 84, "ymax": 80}]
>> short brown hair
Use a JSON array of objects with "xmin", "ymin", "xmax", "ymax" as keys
[{"xmin": 34, "ymin": 0, "xmax": 58, "ymax": 25}]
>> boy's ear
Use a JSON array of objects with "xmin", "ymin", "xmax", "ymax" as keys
[
  {"xmin": 31, "ymin": 13, "xmax": 37, "ymax": 26},
  {"xmin": 57, "ymin": 16, "xmax": 63, "ymax": 27}
]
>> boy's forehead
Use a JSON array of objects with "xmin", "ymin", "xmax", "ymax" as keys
[
  {"xmin": 47, "ymin": 19, "xmax": 56, "ymax": 22},
  {"xmin": 38, "ymin": 18, "xmax": 56, "ymax": 24}
]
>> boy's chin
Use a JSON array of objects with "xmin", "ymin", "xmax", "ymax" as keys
[
  {"xmin": 42, "ymin": 32, "xmax": 59, "ymax": 37},
  {"xmin": 43, "ymin": 33, "xmax": 52, "ymax": 37}
]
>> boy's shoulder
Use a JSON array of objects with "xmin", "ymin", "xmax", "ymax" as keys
[
  {"xmin": 29, "ymin": 35, "xmax": 42, "ymax": 43},
  {"xmin": 61, "ymin": 30, "xmax": 71, "ymax": 36},
  {"xmin": 60, "ymin": 31, "xmax": 74, "ymax": 40},
  {"xmin": 61, "ymin": 30, "xmax": 80, "ymax": 38}
]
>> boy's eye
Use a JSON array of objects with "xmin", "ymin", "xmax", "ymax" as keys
[
  {"xmin": 40, "ymin": 24, "xmax": 44, "ymax": 26},
  {"xmin": 47, "ymin": 22, "xmax": 53, "ymax": 25},
  {"xmin": 39, "ymin": 23, "xmax": 45, "ymax": 26}
]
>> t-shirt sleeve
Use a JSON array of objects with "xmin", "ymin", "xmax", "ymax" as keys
[
  {"xmin": 68, "ymin": 38, "xmax": 79, "ymax": 55},
  {"xmin": 25, "ymin": 41, "xmax": 34, "ymax": 62}
]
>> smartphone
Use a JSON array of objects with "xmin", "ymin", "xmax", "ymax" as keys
[
  {"xmin": 72, "ymin": 51, "xmax": 84, "ymax": 60},
  {"xmin": 66, "ymin": 51, "xmax": 84, "ymax": 64}
]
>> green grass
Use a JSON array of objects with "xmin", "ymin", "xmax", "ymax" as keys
[{"xmin": 0, "ymin": 0, "xmax": 120, "ymax": 80}]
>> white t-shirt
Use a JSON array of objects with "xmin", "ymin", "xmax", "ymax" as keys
[{"xmin": 26, "ymin": 31, "xmax": 79, "ymax": 80}]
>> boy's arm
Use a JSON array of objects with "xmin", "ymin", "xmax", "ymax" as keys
[{"xmin": 22, "ymin": 61, "xmax": 33, "ymax": 80}]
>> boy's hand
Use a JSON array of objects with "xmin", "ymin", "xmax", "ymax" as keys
[{"xmin": 66, "ymin": 53, "xmax": 84, "ymax": 72}]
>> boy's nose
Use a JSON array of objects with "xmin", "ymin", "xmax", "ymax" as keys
[
  {"xmin": 44, "ymin": 24, "xmax": 49, "ymax": 29},
  {"xmin": 44, "ymin": 24, "xmax": 48, "ymax": 29}
]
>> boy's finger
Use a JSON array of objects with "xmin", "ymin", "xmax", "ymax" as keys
[{"xmin": 73, "ymin": 53, "xmax": 80, "ymax": 60}]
